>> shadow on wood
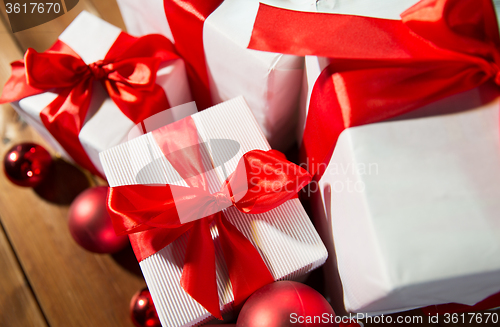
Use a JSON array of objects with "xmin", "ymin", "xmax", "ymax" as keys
[
  {"xmin": 111, "ymin": 243, "xmax": 143, "ymax": 277},
  {"xmin": 33, "ymin": 158, "xmax": 90, "ymax": 204}
]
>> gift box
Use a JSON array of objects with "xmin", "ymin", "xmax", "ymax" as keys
[
  {"xmin": 315, "ymin": 84, "xmax": 500, "ymax": 314},
  {"xmin": 99, "ymin": 96, "xmax": 328, "ymax": 326},
  {"xmin": 249, "ymin": 0, "xmax": 500, "ymax": 315},
  {"xmin": 117, "ymin": 0, "xmax": 313, "ymax": 151},
  {"xmin": 0, "ymin": 11, "xmax": 194, "ymax": 177}
]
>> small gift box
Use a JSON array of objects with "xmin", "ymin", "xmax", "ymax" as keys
[
  {"xmin": 249, "ymin": 0, "xmax": 500, "ymax": 315},
  {"xmin": 0, "ymin": 11, "xmax": 194, "ymax": 177},
  {"xmin": 117, "ymin": 0, "xmax": 313, "ymax": 151},
  {"xmin": 99, "ymin": 97, "xmax": 328, "ymax": 326}
]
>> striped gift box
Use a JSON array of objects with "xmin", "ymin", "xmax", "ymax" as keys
[{"xmin": 99, "ymin": 96, "xmax": 328, "ymax": 326}]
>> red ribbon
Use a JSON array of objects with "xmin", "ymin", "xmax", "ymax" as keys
[
  {"xmin": 0, "ymin": 32, "xmax": 179, "ymax": 177},
  {"xmin": 249, "ymin": 0, "xmax": 500, "ymax": 177},
  {"xmin": 163, "ymin": 0, "xmax": 223, "ymax": 110},
  {"xmin": 107, "ymin": 116, "xmax": 312, "ymax": 319},
  {"xmin": 422, "ymin": 291, "xmax": 500, "ymax": 315}
]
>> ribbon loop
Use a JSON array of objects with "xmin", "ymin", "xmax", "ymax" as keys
[
  {"xmin": 24, "ymin": 48, "xmax": 89, "ymax": 89},
  {"xmin": 0, "ymin": 33, "xmax": 178, "ymax": 177}
]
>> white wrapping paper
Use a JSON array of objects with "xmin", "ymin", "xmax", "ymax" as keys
[
  {"xmin": 10, "ymin": 11, "xmax": 194, "ymax": 175},
  {"xmin": 99, "ymin": 97, "xmax": 328, "ymax": 326},
  {"xmin": 203, "ymin": 0, "xmax": 308, "ymax": 151},
  {"xmin": 115, "ymin": 0, "xmax": 174, "ymax": 40},
  {"xmin": 117, "ymin": 0, "xmax": 313, "ymax": 150}
]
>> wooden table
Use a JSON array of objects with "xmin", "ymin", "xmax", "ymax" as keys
[
  {"xmin": 0, "ymin": 1, "xmax": 146, "ymax": 326},
  {"xmin": 0, "ymin": 1, "xmax": 498, "ymax": 326}
]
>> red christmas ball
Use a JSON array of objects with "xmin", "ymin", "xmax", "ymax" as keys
[
  {"xmin": 237, "ymin": 281, "xmax": 338, "ymax": 327},
  {"xmin": 130, "ymin": 288, "xmax": 161, "ymax": 327},
  {"xmin": 3, "ymin": 143, "xmax": 52, "ymax": 187},
  {"xmin": 68, "ymin": 186, "xmax": 129, "ymax": 253}
]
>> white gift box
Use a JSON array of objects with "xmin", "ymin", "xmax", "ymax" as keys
[
  {"xmin": 99, "ymin": 96, "xmax": 328, "ymax": 326},
  {"xmin": 117, "ymin": 0, "xmax": 314, "ymax": 150},
  {"xmin": 313, "ymin": 83, "xmax": 500, "ymax": 315},
  {"xmin": 10, "ymin": 11, "xmax": 194, "ymax": 176},
  {"xmin": 297, "ymin": 0, "xmax": 500, "ymax": 314}
]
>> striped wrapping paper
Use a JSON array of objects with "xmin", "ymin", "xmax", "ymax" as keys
[{"xmin": 99, "ymin": 96, "xmax": 328, "ymax": 326}]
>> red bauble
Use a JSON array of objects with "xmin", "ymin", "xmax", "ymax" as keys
[
  {"xmin": 237, "ymin": 281, "xmax": 338, "ymax": 327},
  {"xmin": 130, "ymin": 288, "xmax": 161, "ymax": 327},
  {"xmin": 3, "ymin": 143, "xmax": 52, "ymax": 187},
  {"xmin": 68, "ymin": 186, "xmax": 128, "ymax": 253}
]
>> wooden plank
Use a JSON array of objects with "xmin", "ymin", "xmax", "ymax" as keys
[
  {"xmin": 0, "ymin": 3, "xmax": 146, "ymax": 326},
  {"xmin": 0, "ymin": 223, "xmax": 48, "ymax": 327}
]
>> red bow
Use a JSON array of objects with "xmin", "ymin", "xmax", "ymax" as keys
[
  {"xmin": 107, "ymin": 116, "xmax": 312, "ymax": 319},
  {"xmin": 249, "ymin": 0, "xmax": 500, "ymax": 177},
  {"xmin": 0, "ymin": 32, "xmax": 179, "ymax": 177}
]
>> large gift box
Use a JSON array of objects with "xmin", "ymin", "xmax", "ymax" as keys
[
  {"xmin": 315, "ymin": 85, "xmax": 500, "ymax": 314},
  {"xmin": 249, "ymin": 0, "xmax": 500, "ymax": 315},
  {"xmin": 0, "ymin": 11, "xmax": 194, "ymax": 177},
  {"xmin": 99, "ymin": 97, "xmax": 328, "ymax": 326},
  {"xmin": 117, "ymin": 0, "xmax": 312, "ymax": 150}
]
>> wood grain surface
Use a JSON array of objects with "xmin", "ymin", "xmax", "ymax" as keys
[
  {"xmin": 0, "ymin": 222, "xmax": 47, "ymax": 327},
  {"xmin": 0, "ymin": 2, "xmax": 145, "ymax": 327}
]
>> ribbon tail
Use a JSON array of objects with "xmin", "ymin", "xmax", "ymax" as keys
[
  {"xmin": 40, "ymin": 79, "xmax": 103, "ymax": 178},
  {"xmin": 163, "ymin": 0, "xmax": 222, "ymax": 110},
  {"xmin": 299, "ymin": 67, "xmax": 348, "ymax": 177},
  {"xmin": 180, "ymin": 218, "xmax": 222, "ymax": 319},
  {"xmin": 129, "ymin": 224, "xmax": 192, "ymax": 262},
  {"xmin": 216, "ymin": 214, "xmax": 274, "ymax": 310},
  {"xmin": 0, "ymin": 60, "xmax": 44, "ymax": 103}
]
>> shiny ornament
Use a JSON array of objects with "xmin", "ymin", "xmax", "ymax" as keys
[
  {"xmin": 237, "ymin": 281, "xmax": 338, "ymax": 327},
  {"xmin": 130, "ymin": 288, "xmax": 161, "ymax": 327},
  {"xmin": 68, "ymin": 186, "xmax": 128, "ymax": 253},
  {"xmin": 3, "ymin": 143, "xmax": 52, "ymax": 187}
]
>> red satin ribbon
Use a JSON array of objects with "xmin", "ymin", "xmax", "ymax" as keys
[
  {"xmin": 0, "ymin": 32, "xmax": 179, "ymax": 177},
  {"xmin": 107, "ymin": 116, "xmax": 312, "ymax": 319},
  {"xmin": 164, "ymin": 0, "xmax": 223, "ymax": 110},
  {"xmin": 249, "ymin": 0, "xmax": 500, "ymax": 177}
]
